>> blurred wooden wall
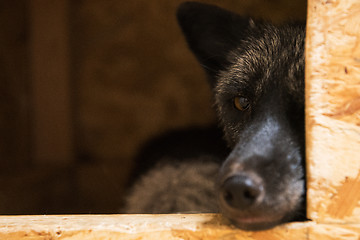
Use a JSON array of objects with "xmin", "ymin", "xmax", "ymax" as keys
[{"xmin": 0, "ymin": 0, "xmax": 306, "ymax": 214}]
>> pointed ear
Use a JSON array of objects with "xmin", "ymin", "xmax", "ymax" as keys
[{"xmin": 177, "ymin": 2, "xmax": 253, "ymax": 87}]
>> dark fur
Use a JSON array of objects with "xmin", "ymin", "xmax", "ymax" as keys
[
  {"xmin": 123, "ymin": 2, "xmax": 306, "ymax": 231},
  {"xmin": 177, "ymin": 2, "xmax": 306, "ymax": 230}
]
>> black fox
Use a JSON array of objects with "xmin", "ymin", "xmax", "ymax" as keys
[{"xmin": 124, "ymin": 2, "xmax": 306, "ymax": 231}]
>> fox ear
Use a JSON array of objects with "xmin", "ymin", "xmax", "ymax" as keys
[{"xmin": 177, "ymin": 2, "xmax": 254, "ymax": 87}]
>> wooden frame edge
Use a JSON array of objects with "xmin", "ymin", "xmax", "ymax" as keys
[{"xmin": 0, "ymin": 214, "xmax": 359, "ymax": 240}]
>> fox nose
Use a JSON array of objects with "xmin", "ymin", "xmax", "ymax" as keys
[{"xmin": 221, "ymin": 174, "xmax": 264, "ymax": 210}]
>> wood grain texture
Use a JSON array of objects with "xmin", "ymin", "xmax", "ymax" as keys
[
  {"xmin": 0, "ymin": 214, "xmax": 308, "ymax": 240},
  {"xmin": 0, "ymin": 215, "xmax": 359, "ymax": 239},
  {"xmin": 305, "ymin": 0, "xmax": 360, "ymax": 223},
  {"xmin": 309, "ymin": 223, "xmax": 360, "ymax": 240}
]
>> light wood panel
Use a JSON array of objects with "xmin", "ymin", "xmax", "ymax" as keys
[
  {"xmin": 0, "ymin": 215, "xmax": 359, "ymax": 240},
  {"xmin": 305, "ymin": 0, "xmax": 360, "ymax": 223},
  {"xmin": 0, "ymin": 214, "xmax": 308, "ymax": 240}
]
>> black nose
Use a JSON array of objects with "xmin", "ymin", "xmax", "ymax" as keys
[{"xmin": 221, "ymin": 174, "xmax": 264, "ymax": 210}]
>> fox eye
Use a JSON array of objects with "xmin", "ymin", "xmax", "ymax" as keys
[{"xmin": 233, "ymin": 96, "xmax": 250, "ymax": 111}]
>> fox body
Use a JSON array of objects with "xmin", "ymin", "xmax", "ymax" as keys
[{"xmin": 124, "ymin": 2, "xmax": 306, "ymax": 231}]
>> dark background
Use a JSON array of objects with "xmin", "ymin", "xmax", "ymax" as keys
[{"xmin": 0, "ymin": 0, "xmax": 306, "ymax": 214}]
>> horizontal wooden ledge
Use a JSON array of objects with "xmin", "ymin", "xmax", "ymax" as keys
[{"xmin": 0, "ymin": 214, "xmax": 359, "ymax": 240}]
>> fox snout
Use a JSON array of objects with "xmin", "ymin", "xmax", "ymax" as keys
[
  {"xmin": 217, "ymin": 116, "xmax": 305, "ymax": 231},
  {"xmin": 221, "ymin": 171, "xmax": 265, "ymax": 210}
]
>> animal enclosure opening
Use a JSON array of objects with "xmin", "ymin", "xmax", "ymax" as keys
[{"xmin": 0, "ymin": 0, "xmax": 359, "ymax": 239}]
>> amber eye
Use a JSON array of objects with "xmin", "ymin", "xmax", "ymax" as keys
[{"xmin": 233, "ymin": 96, "xmax": 250, "ymax": 111}]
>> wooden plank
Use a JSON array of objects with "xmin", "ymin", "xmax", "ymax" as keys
[
  {"xmin": 309, "ymin": 223, "xmax": 360, "ymax": 240},
  {"xmin": 29, "ymin": 0, "xmax": 74, "ymax": 165},
  {"xmin": 0, "ymin": 215, "xmax": 359, "ymax": 240},
  {"xmin": 305, "ymin": 0, "xmax": 360, "ymax": 223},
  {"xmin": 0, "ymin": 214, "xmax": 308, "ymax": 240}
]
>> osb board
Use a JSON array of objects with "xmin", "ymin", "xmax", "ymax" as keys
[
  {"xmin": 308, "ymin": 223, "xmax": 360, "ymax": 240},
  {"xmin": 0, "ymin": 214, "xmax": 359, "ymax": 240},
  {"xmin": 0, "ymin": 214, "xmax": 308, "ymax": 240},
  {"xmin": 305, "ymin": 0, "xmax": 360, "ymax": 223}
]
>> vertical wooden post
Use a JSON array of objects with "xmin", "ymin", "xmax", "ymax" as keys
[
  {"xmin": 305, "ymin": 0, "xmax": 360, "ymax": 223},
  {"xmin": 29, "ymin": 0, "xmax": 74, "ymax": 165}
]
